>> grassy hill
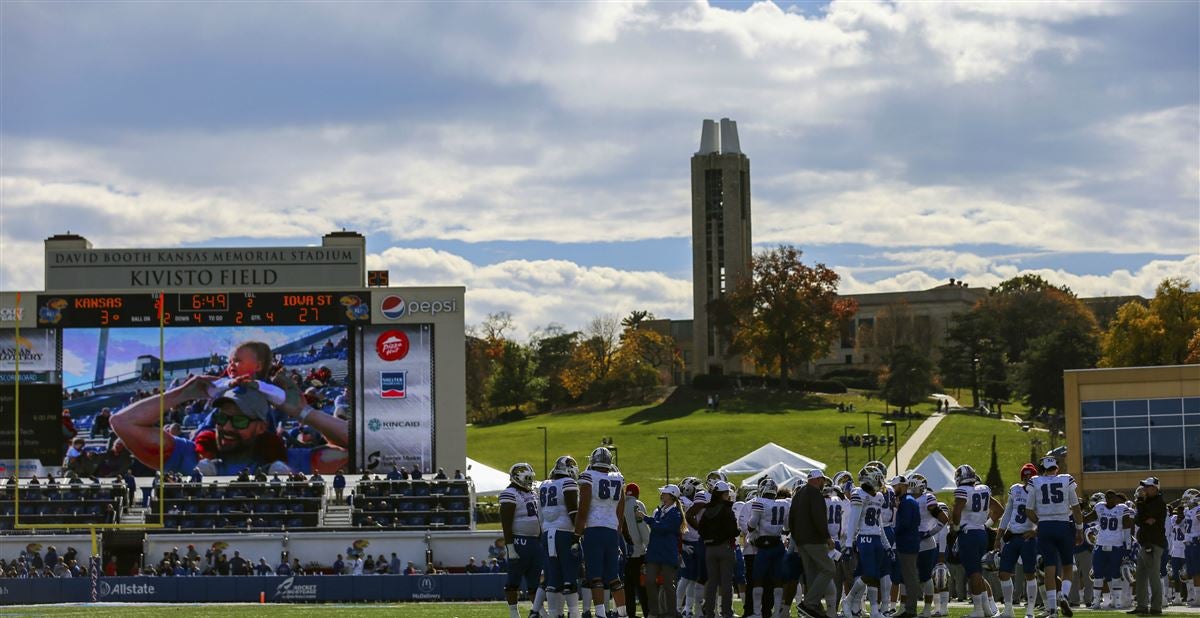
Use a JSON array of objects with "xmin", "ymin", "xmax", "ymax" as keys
[{"xmin": 467, "ymin": 387, "xmax": 940, "ymax": 489}]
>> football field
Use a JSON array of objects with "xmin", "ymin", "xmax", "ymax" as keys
[{"xmin": 6, "ymin": 604, "xmax": 1200, "ymax": 617}]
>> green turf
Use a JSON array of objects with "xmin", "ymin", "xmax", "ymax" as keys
[
  {"xmin": 468, "ymin": 388, "xmax": 938, "ymax": 488},
  {"xmin": 3, "ymin": 603, "xmax": 1187, "ymax": 618},
  {"xmin": 911, "ymin": 412, "xmax": 1049, "ymax": 501}
]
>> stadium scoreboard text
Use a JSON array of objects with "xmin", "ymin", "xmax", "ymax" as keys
[{"xmin": 35, "ymin": 291, "xmax": 373, "ymax": 328}]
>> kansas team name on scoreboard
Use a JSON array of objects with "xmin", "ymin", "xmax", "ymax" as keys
[{"xmin": 35, "ymin": 292, "xmax": 372, "ymax": 328}]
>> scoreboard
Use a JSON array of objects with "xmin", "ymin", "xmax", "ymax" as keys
[{"xmin": 36, "ymin": 291, "xmax": 372, "ymax": 328}]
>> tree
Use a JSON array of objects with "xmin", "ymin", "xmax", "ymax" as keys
[
  {"xmin": 939, "ymin": 311, "xmax": 1006, "ymax": 408},
  {"xmin": 486, "ymin": 340, "xmax": 546, "ymax": 412},
  {"xmin": 464, "ymin": 334, "xmax": 493, "ymax": 417},
  {"xmin": 1016, "ymin": 321, "xmax": 1100, "ymax": 416},
  {"xmin": 711, "ymin": 245, "xmax": 857, "ymax": 389},
  {"xmin": 561, "ymin": 315, "xmax": 623, "ymax": 404},
  {"xmin": 879, "ymin": 344, "xmax": 935, "ymax": 414},
  {"xmin": 620, "ymin": 310, "xmax": 655, "ymax": 331},
  {"xmin": 614, "ymin": 327, "xmax": 681, "ymax": 397},
  {"xmin": 529, "ymin": 325, "xmax": 578, "ymax": 411},
  {"xmin": 977, "ymin": 274, "xmax": 1098, "ymax": 363},
  {"xmin": 1100, "ymin": 278, "xmax": 1200, "ymax": 367},
  {"xmin": 985, "ymin": 435, "xmax": 1004, "ymax": 494},
  {"xmin": 1188, "ymin": 329, "xmax": 1200, "ymax": 364}
]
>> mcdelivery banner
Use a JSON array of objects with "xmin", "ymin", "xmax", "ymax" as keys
[{"xmin": 358, "ymin": 324, "xmax": 434, "ymax": 472}]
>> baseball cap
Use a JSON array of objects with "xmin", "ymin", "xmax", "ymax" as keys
[
  {"xmin": 659, "ymin": 484, "xmax": 681, "ymax": 498},
  {"xmin": 1041, "ymin": 456, "xmax": 1058, "ymax": 470},
  {"xmin": 808, "ymin": 469, "xmax": 825, "ymax": 480},
  {"xmin": 713, "ymin": 480, "xmax": 733, "ymax": 493},
  {"xmin": 888, "ymin": 475, "xmax": 907, "ymax": 486},
  {"xmin": 213, "ymin": 387, "xmax": 271, "ymax": 421},
  {"xmin": 625, "ymin": 482, "xmax": 640, "ymax": 498},
  {"xmin": 1139, "ymin": 476, "xmax": 1160, "ymax": 488}
]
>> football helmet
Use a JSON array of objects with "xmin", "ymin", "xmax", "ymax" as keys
[
  {"xmin": 1085, "ymin": 526, "xmax": 1099, "ymax": 545},
  {"xmin": 1183, "ymin": 488, "xmax": 1200, "ymax": 507},
  {"xmin": 680, "ymin": 476, "xmax": 702, "ymax": 500},
  {"xmin": 954, "ymin": 464, "xmax": 978, "ymax": 486},
  {"xmin": 1121, "ymin": 559, "xmax": 1136, "ymax": 584},
  {"xmin": 932, "ymin": 563, "xmax": 950, "ymax": 589},
  {"xmin": 1089, "ymin": 492, "xmax": 1105, "ymax": 509},
  {"xmin": 821, "ymin": 484, "xmax": 835, "ymax": 498},
  {"xmin": 865, "ymin": 460, "xmax": 888, "ymax": 475},
  {"xmin": 509, "ymin": 462, "xmax": 536, "ymax": 490},
  {"xmin": 552, "ymin": 455, "xmax": 579, "ymax": 480},
  {"xmin": 859, "ymin": 466, "xmax": 886, "ymax": 492},
  {"xmin": 937, "ymin": 502, "xmax": 950, "ymax": 517},
  {"xmin": 832, "ymin": 470, "xmax": 854, "ymax": 490},
  {"xmin": 982, "ymin": 550, "xmax": 999, "ymax": 572},
  {"xmin": 589, "ymin": 447, "xmax": 613, "ymax": 471},
  {"xmin": 760, "ymin": 478, "xmax": 779, "ymax": 499},
  {"xmin": 706, "ymin": 470, "xmax": 728, "ymax": 492},
  {"xmin": 908, "ymin": 473, "xmax": 929, "ymax": 496}
]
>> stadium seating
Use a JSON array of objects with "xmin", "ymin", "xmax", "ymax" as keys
[
  {"xmin": 148, "ymin": 481, "xmax": 324, "ymax": 531},
  {"xmin": 350, "ymin": 479, "xmax": 472, "ymax": 529},
  {"xmin": 0, "ymin": 481, "xmax": 124, "ymax": 530}
]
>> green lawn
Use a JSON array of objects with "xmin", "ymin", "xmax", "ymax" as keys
[
  {"xmin": 911, "ymin": 412, "xmax": 1051, "ymax": 501},
  {"xmin": 468, "ymin": 387, "xmax": 940, "ymax": 489},
  {"xmin": 5, "ymin": 603, "xmax": 1186, "ymax": 618}
]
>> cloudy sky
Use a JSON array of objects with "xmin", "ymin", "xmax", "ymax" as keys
[{"xmin": 2, "ymin": 1, "xmax": 1197, "ymax": 336}]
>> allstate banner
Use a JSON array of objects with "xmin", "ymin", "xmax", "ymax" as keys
[{"xmin": 358, "ymin": 324, "xmax": 435, "ymax": 472}]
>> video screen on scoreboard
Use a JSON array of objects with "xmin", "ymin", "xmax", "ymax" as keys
[{"xmin": 62, "ymin": 324, "xmax": 353, "ymax": 476}]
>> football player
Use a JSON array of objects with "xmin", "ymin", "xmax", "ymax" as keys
[
  {"xmin": 741, "ymin": 487, "xmax": 761, "ymax": 618},
  {"xmin": 541, "ymin": 455, "xmax": 582, "ymax": 618},
  {"xmin": 952, "ymin": 463, "xmax": 1003, "ymax": 618},
  {"xmin": 574, "ymin": 447, "xmax": 627, "ymax": 618},
  {"xmin": 842, "ymin": 466, "xmax": 891, "ymax": 618},
  {"xmin": 748, "ymin": 478, "xmax": 791, "ymax": 618},
  {"xmin": 501, "ymin": 462, "xmax": 544, "ymax": 618},
  {"xmin": 995, "ymin": 464, "xmax": 1039, "ymax": 618},
  {"xmin": 1182, "ymin": 488, "xmax": 1200, "ymax": 607},
  {"xmin": 678, "ymin": 476, "xmax": 707, "ymax": 618},
  {"xmin": 1025, "ymin": 455, "xmax": 1085, "ymax": 618},
  {"xmin": 907, "ymin": 473, "xmax": 948, "ymax": 618},
  {"xmin": 933, "ymin": 502, "xmax": 952, "ymax": 617},
  {"xmin": 826, "ymin": 481, "xmax": 848, "ymax": 617}
]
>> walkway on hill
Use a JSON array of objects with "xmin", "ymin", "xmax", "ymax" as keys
[{"xmin": 895, "ymin": 411, "xmax": 947, "ymax": 473}]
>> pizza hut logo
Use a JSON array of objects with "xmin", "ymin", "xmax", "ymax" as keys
[{"xmin": 375, "ymin": 330, "xmax": 410, "ymax": 362}]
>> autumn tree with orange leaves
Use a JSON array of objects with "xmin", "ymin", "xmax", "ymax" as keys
[{"xmin": 711, "ymin": 245, "xmax": 857, "ymax": 390}]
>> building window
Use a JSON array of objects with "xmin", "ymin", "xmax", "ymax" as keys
[
  {"xmin": 845, "ymin": 354, "xmax": 853, "ymax": 364},
  {"xmin": 1080, "ymin": 397, "xmax": 1200, "ymax": 472}
]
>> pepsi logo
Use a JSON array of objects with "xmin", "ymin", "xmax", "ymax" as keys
[
  {"xmin": 381, "ymin": 295, "xmax": 406, "ymax": 320},
  {"xmin": 376, "ymin": 330, "xmax": 410, "ymax": 362}
]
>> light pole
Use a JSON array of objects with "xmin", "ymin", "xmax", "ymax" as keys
[
  {"xmin": 536, "ymin": 426, "xmax": 547, "ymax": 478},
  {"xmin": 842, "ymin": 425, "xmax": 856, "ymax": 471},
  {"xmin": 658, "ymin": 436, "xmax": 670, "ymax": 484},
  {"xmin": 881, "ymin": 420, "xmax": 897, "ymax": 475}
]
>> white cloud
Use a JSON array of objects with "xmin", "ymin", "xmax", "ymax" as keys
[{"xmin": 369, "ymin": 247, "xmax": 692, "ymax": 338}]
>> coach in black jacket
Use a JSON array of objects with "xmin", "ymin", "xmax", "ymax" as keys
[
  {"xmin": 790, "ymin": 470, "xmax": 836, "ymax": 617},
  {"xmin": 1131, "ymin": 477, "xmax": 1167, "ymax": 615}
]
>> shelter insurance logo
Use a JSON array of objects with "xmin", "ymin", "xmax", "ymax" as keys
[
  {"xmin": 381, "ymin": 371, "xmax": 407, "ymax": 399},
  {"xmin": 375, "ymin": 330, "xmax": 410, "ymax": 362},
  {"xmin": 381, "ymin": 295, "xmax": 406, "ymax": 319}
]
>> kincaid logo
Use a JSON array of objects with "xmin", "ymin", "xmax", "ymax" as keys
[
  {"xmin": 367, "ymin": 419, "xmax": 421, "ymax": 432},
  {"xmin": 98, "ymin": 581, "xmax": 157, "ymax": 596},
  {"xmin": 275, "ymin": 576, "xmax": 319, "ymax": 600}
]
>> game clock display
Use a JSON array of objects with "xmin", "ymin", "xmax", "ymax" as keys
[{"xmin": 36, "ymin": 291, "xmax": 372, "ymax": 327}]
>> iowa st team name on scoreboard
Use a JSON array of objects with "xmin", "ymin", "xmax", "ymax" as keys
[{"xmin": 36, "ymin": 292, "xmax": 372, "ymax": 327}]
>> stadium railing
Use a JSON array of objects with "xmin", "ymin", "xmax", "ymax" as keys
[{"xmin": 0, "ymin": 481, "xmax": 125, "ymax": 531}]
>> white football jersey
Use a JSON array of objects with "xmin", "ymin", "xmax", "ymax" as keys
[
  {"xmin": 499, "ymin": 485, "xmax": 542, "ymax": 537},
  {"xmin": 681, "ymin": 496, "xmax": 700, "ymax": 543},
  {"xmin": 1184, "ymin": 506, "xmax": 1200, "ymax": 542},
  {"xmin": 954, "ymin": 483, "xmax": 993, "ymax": 532},
  {"xmin": 1093, "ymin": 503, "xmax": 1131, "ymax": 548},
  {"xmin": 1028, "ymin": 474, "xmax": 1078, "ymax": 522},
  {"xmin": 880, "ymin": 488, "xmax": 897, "ymax": 528},
  {"xmin": 1001, "ymin": 483, "xmax": 1035, "ymax": 534},
  {"xmin": 825, "ymin": 495, "xmax": 846, "ymax": 543},
  {"xmin": 849, "ymin": 487, "xmax": 886, "ymax": 537},
  {"xmin": 751, "ymin": 496, "xmax": 790, "ymax": 538},
  {"xmin": 738, "ymin": 498, "xmax": 757, "ymax": 554},
  {"xmin": 1168, "ymin": 515, "xmax": 1187, "ymax": 558},
  {"xmin": 917, "ymin": 492, "xmax": 942, "ymax": 551},
  {"xmin": 539, "ymin": 476, "xmax": 578, "ymax": 533},
  {"xmin": 578, "ymin": 469, "xmax": 623, "ymax": 530}
]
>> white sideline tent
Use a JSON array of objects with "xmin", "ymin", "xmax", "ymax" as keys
[
  {"xmin": 719, "ymin": 442, "xmax": 826, "ymax": 475},
  {"xmin": 910, "ymin": 451, "xmax": 957, "ymax": 492},
  {"xmin": 465, "ymin": 457, "xmax": 510, "ymax": 497},
  {"xmin": 740, "ymin": 462, "xmax": 808, "ymax": 490}
]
